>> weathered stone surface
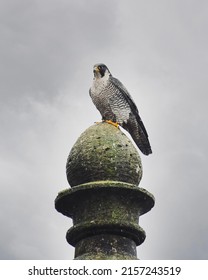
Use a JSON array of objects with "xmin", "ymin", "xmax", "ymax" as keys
[
  {"xmin": 55, "ymin": 182, "xmax": 154, "ymax": 222},
  {"xmin": 55, "ymin": 122, "xmax": 155, "ymax": 259},
  {"xmin": 74, "ymin": 235, "xmax": 137, "ymax": 260},
  {"xmin": 55, "ymin": 182, "xmax": 155, "ymax": 259},
  {"xmin": 66, "ymin": 123, "xmax": 142, "ymax": 187}
]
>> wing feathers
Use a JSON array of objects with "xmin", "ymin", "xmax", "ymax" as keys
[{"xmin": 110, "ymin": 76, "xmax": 152, "ymax": 155}]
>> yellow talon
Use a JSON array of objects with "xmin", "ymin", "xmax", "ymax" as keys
[{"xmin": 104, "ymin": 120, "xmax": 119, "ymax": 128}]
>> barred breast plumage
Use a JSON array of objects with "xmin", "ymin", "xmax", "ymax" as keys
[{"xmin": 89, "ymin": 63, "xmax": 152, "ymax": 156}]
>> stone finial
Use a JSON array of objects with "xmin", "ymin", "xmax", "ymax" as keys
[
  {"xmin": 66, "ymin": 122, "xmax": 142, "ymax": 186},
  {"xmin": 55, "ymin": 122, "xmax": 155, "ymax": 259}
]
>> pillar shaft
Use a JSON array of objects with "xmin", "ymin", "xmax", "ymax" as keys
[{"xmin": 55, "ymin": 182, "xmax": 154, "ymax": 259}]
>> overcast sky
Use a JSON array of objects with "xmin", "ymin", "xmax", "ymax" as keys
[{"xmin": 0, "ymin": 0, "xmax": 208, "ymax": 260}]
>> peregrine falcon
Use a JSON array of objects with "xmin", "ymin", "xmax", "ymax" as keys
[{"xmin": 89, "ymin": 63, "xmax": 152, "ymax": 155}]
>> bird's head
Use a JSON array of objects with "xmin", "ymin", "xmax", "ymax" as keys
[{"xmin": 93, "ymin": 63, "xmax": 111, "ymax": 79}]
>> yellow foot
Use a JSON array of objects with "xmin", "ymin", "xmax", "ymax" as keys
[{"xmin": 104, "ymin": 120, "xmax": 119, "ymax": 128}]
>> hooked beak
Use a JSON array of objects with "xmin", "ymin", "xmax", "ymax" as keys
[{"xmin": 93, "ymin": 66, "xmax": 99, "ymax": 74}]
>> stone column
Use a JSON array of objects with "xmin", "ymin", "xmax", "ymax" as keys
[{"xmin": 55, "ymin": 122, "xmax": 155, "ymax": 259}]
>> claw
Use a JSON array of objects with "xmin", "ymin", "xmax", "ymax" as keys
[{"xmin": 104, "ymin": 120, "xmax": 119, "ymax": 128}]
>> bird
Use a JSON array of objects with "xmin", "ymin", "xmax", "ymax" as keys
[{"xmin": 89, "ymin": 63, "xmax": 152, "ymax": 155}]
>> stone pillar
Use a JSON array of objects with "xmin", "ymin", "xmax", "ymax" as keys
[{"xmin": 55, "ymin": 122, "xmax": 155, "ymax": 259}]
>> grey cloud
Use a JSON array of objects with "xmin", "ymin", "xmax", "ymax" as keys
[
  {"xmin": 0, "ymin": 0, "xmax": 208, "ymax": 260},
  {"xmin": 0, "ymin": 0, "xmax": 118, "ymax": 104}
]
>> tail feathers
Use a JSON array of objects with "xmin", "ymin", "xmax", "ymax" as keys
[{"xmin": 123, "ymin": 115, "xmax": 152, "ymax": 156}]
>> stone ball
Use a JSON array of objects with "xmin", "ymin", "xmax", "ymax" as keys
[{"xmin": 66, "ymin": 122, "xmax": 142, "ymax": 187}]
